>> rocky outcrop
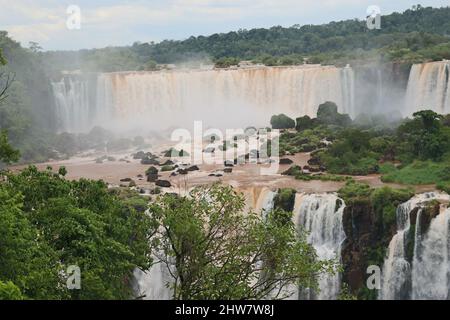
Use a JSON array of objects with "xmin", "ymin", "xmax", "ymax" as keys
[
  {"xmin": 279, "ymin": 158, "xmax": 293, "ymax": 165},
  {"xmin": 155, "ymin": 180, "xmax": 172, "ymax": 188}
]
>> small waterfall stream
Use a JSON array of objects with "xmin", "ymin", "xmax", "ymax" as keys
[
  {"xmin": 294, "ymin": 193, "xmax": 346, "ymax": 300},
  {"xmin": 412, "ymin": 206, "xmax": 450, "ymax": 299},
  {"xmin": 380, "ymin": 192, "xmax": 450, "ymax": 300}
]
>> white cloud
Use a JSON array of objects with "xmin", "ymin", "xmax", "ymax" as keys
[{"xmin": 0, "ymin": 0, "xmax": 448, "ymax": 50}]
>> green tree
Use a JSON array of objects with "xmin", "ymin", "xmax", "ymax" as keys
[
  {"xmin": 2, "ymin": 166, "xmax": 152, "ymax": 299},
  {"xmin": 270, "ymin": 114, "xmax": 296, "ymax": 129},
  {"xmin": 0, "ymin": 281, "xmax": 23, "ymax": 300},
  {"xmin": 0, "ymin": 130, "xmax": 20, "ymax": 164},
  {"xmin": 148, "ymin": 184, "xmax": 334, "ymax": 300}
]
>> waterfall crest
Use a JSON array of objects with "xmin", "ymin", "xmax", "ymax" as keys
[
  {"xmin": 294, "ymin": 193, "xmax": 346, "ymax": 300},
  {"xmin": 52, "ymin": 66, "xmax": 355, "ymax": 133}
]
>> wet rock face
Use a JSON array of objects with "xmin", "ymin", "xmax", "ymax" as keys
[
  {"xmin": 341, "ymin": 200, "xmax": 399, "ymax": 296},
  {"xmin": 341, "ymin": 202, "xmax": 376, "ymax": 291},
  {"xmin": 416, "ymin": 201, "xmax": 441, "ymax": 235}
]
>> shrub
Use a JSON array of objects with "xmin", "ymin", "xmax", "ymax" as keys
[{"xmin": 270, "ymin": 114, "xmax": 295, "ymax": 129}]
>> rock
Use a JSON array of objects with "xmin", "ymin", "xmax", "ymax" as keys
[
  {"xmin": 307, "ymin": 157, "xmax": 321, "ymax": 166},
  {"xmin": 416, "ymin": 201, "xmax": 441, "ymax": 235},
  {"xmin": 147, "ymin": 174, "xmax": 158, "ymax": 182},
  {"xmin": 145, "ymin": 166, "xmax": 159, "ymax": 175},
  {"xmin": 150, "ymin": 187, "xmax": 162, "ymax": 195},
  {"xmin": 133, "ymin": 151, "xmax": 146, "ymax": 159},
  {"xmin": 281, "ymin": 166, "xmax": 302, "ymax": 176},
  {"xmin": 224, "ymin": 160, "xmax": 234, "ymax": 167},
  {"xmin": 279, "ymin": 158, "xmax": 294, "ymax": 165},
  {"xmin": 141, "ymin": 157, "xmax": 160, "ymax": 165},
  {"xmin": 161, "ymin": 160, "xmax": 175, "ymax": 166},
  {"xmin": 308, "ymin": 166, "xmax": 321, "ymax": 173},
  {"xmin": 224, "ymin": 168, "xmax": 233, "ymax": 173},
  {"xmin": 300, "ymin": 145, "xmax": 316, "ymax": 152},
  {"xmin": 177, "ymin": 169, "xmax": 188, "ymax": 175},
  {"xmin": 155, "ymin": 180, "xmax": 171, "ymax": 188},
  {"xmin": 187, "ymin": 165, "xmax": 199, "ymax": 172},
  {"xmin": 107, "ymin": 156, "xmax": 116, "ymax": 162}
]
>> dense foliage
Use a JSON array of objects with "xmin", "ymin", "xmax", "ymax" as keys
[
  {"xmin": 147, "ymin": 184, "xmax": 336, "ymax": 300},
  {"xmin": 41, "ymin": 6, "xmax": 450, "ymax": 71},
  {"xmin": 0, "ymin": 166, "xmax": 152, "ymax": 299},
  {"xmin": 280, "ymin": 102, "xmax": 450, "ymax": 185},
  {"xmin": 270, "ymin": 114, "xmax": 296, "ymax": 129}
]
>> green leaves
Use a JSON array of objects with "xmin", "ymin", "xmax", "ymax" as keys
[
  {"xmin": 0, "ymin": 166, "xmax": 152, "ymax": 300},
  {"xmin": 148, "ymin": 184, "xmax": 333, "ymax": 300},
  {"xmin": 0, "ymin": 130, "xmax": 20, "ymax": 164}
]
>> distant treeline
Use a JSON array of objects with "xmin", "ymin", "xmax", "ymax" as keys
[{"xmin": 42, "ymin": 5, "xmax": 450, "ymax": 72}]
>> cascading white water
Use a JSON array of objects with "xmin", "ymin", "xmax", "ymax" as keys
[
  {"xmin": 379, "ymin": 197, "xmax": 417, "ymax": 300},
  {"xmin": 412, "ymin": 206, "xmax": 450, "ymax": 299},
  {"xmin": 52, "ymin": 65, "xmax": 355, "ymax": 133},
  {"xmin": 380, "ymin": 192, "xmax": 450, "ymax": 300},
  {"xmin": 133, "ymin": 263, "xmax": 172, "ymax": 300},
  {"xmin": 294, "ymin": 193, "xmax": 346, "ymax": 300},
  {"xmin": 405, "ymin": 60, "xmax": 450, "ymax": 116},
  {"xmin": 51, "ymin": 77, "xmax": 92, "ymax": 133},
  {"xmin": 255, "ymin": 188, "xmax": 277, "ymax": 218},
  {"xmin": 51, "ymin": 61, "xmax": 450, "ymax": 134}
]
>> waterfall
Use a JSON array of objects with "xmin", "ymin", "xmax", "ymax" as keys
[
  {"xmin": 255, "ymin": 188, "xmax": 277, "ymax": 217},
  {"xmin": 52, "ymin": 65, "xmax": 356, "ymax": 133},
  {"xmin": 51, "ymin": 76, "xmax": 92, "ymax": 133},
  {"xmin": 50, "ymin": 61, "xmax": 450, "ymax": 133},
  {"xmin": 405, "ymin": 60, "xmax": 450, "ymax": 116},
  {"xmin": 379, "ymin": 197, "xmax": 418, "ymax": 300},
  {"xmin": 412, "ymin": 206, "xmax": 450, "ymax": 299},
  {"xmin": 133, "ymin": 262, "xmax": 172, "ymax": 300},
  {"xmin": 294, "ymin": 193, "xmax": 346, "ymax": 300},
  {"xmin": 380, "ymin": 192, "xmax": 450, "ymax": 300}
]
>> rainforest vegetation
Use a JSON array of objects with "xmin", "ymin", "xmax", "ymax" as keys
[
  {"xmin": 2, "ymin": 5, "xmax": 450, "ymax": 301},
  {"xmin": 42, "ymin": 5, "xmax": 450, "ymax": 72},
  {"xmin": 277, "ymin": 102, "xmax": 450, "ymax": 190},
  {"xmin": 2, "ymin": 6, "xmax": 450, "ymax": 164}
]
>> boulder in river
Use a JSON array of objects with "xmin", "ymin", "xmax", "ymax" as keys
[
  {"xmin": 156, "ymin": 180, "xmax": 172, "ymax": 188},
  {"xmin": 147, "ymin": 174, "xmax": 158, "ymax": 182},
  {"xmin": 279, "ymin": 158, "xmax": 294, "ymax": 165},
  {"xmin": 141, "ymin": 157, "xmax": 160, "ymax": 165}
]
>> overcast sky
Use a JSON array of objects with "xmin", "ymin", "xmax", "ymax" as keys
[{"xmin": 1, "ymin": 0, "xmax": 449, "ymax": 51}]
